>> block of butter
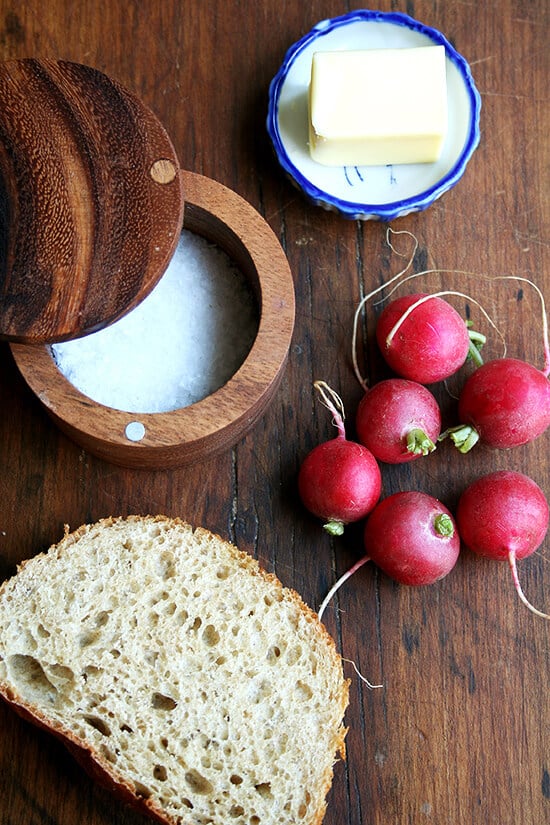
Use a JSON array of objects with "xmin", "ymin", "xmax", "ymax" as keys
[{"xmin": 308, "ymin": 45, "xmax": 448, "ymax": 167}]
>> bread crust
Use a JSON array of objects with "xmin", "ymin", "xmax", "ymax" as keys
[{"xmin": 0, "ymin": 515, "xmax": 349, "ymax": 825}]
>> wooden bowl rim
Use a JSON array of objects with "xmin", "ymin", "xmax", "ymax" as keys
[{"xmin": 10, "ymin": 170, "xmax": 295, "ymax": 466}]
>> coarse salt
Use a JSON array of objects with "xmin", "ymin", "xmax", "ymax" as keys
[{"xmin": 51, "ymin": 230, "xmax": 259, "ymax": 413}]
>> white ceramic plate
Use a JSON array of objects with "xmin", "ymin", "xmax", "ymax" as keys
[{"xmin": 267, "ymin": 10, "xmax": 481, "ymax": 221}]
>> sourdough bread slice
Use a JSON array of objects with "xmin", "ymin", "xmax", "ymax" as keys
[{"xmin": 0, "ymin": 516, "xmax": 349, "ymax": 825}]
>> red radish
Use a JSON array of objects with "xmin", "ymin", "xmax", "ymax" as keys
[
  {"xmin": 376, "ymin": 293, "xmax": 485, "ymax": 383},
  {"xmin": 445, "ymin": 357, "xmax": 550, "ymax": 452},
  {"xmin": 318, "ymin": 492, "xmax": 460, "ymax": 620},
  {"xmin": 355, "ymin": 378, "xmax": 441, "ymax": 463},
  {"xmin": 456, "ymin": 471, "xmax": 549, "ymax": 618},
  {"xmin": 437, "ymin": 274, "xmax": 550, "ymax": 452},
  {"xmin": 363, "ymin": 492, "xmax": 460, "ymax": 585},
  {"xmin": 298, "ymin": 382, "xmax": 382, "ymax": 536}
]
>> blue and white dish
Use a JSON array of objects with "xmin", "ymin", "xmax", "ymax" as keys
[{"xmin": 266, "ymin": 10, "xmax": 481, "ymax": 221}]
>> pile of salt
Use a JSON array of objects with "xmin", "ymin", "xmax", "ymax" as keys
[{"xmin": 51, "ymin": 230, "xmax": 259, "ymax": 413}]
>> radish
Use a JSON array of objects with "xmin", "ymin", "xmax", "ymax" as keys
[
  {"xmin": 383, "ymin": 278, "xmax": 550, "ymax": 451},
  {"xmin": 375, "ymin": 292, "xmax": 485, "ymax": 383},
  {"xmin": 362, "ymin": 492, "xmax": 460, "ymax": 585},
  {"xmin": 456, "ymin": 471, "xmax": 549, "ymax": 618},
  {"xmin": 318, "ymin": 492, "xmax": 460, "ymax": 620},
  {"xmin": 298, "ymin": 381, "xmax": 382, "ymax": 536},
  {"xmin": 355, "ymin": 378, "xmax": 441, "ymax": 463},
  {"xmin": 445, "ymin": 275, "xmax": 550, "ymax": 451},
  {"xmin": 444, "ymin": 357, "xmax": 550, "ymax": 452},
  {"xmin": 351, "ymin": 232, "xmax": 499, "ymax": 393}
]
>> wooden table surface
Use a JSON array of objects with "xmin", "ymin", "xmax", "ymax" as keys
[{"xmin": 0, "ymin": 1, "xmax": 548, "ymax": 824}]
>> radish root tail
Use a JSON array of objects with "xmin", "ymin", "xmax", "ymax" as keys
[
  {"xmin": 318, "ymin": 555, "xmax": 371, "ymax": 622},
  {"xmin": 352, "ymin": 228, "xmax": 418, "ymax": 390},
  {"xmin": 318, "ymin": 556, "xmax": 383, "ymax": 689},
  {"xmin": 508, "ymin": 550, "xmax": 550, "ymax": 619},
  {"xmin": 493, "ymin": 276, "xmax": 550, "ymax": 376},
  {"xmin": 385, "ymin": 289, "xmax": 501, "ymax": 357},
  {"xmin": 313, "ymin": 380, "xmax": 347, "ymax": 439},
  {"xmin": 355, "ymin": 231, "xmax": 549, "ymax": 387},
  {"xmin": 342, "ymin": 658, "xmax": 383, "ymax": 690}
]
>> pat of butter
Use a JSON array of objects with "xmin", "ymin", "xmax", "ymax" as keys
[{"xmin": 308, "ymin": 46, "xmax": 448, "ymax": 167}]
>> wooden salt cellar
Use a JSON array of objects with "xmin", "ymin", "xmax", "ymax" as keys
[{"xmin": 0, "ymin": 59, "xmax": 295, "ymax": 468}]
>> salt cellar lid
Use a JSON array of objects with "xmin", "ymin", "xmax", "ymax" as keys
[{"xmin": 0, "ymin": 58, "xmax": 184, "ymax": 344}]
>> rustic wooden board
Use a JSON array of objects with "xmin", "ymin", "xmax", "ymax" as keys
[{"xmin": 0, "ymin": 2, "xmax": 548, "ymax": 825}]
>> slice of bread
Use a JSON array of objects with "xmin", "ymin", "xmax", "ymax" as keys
[{"xmin": 0, "ymin": 516, "xmax": 349, "ymax": 825}]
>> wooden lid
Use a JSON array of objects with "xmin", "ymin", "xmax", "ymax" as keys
[{"xmin": 0, "ymin": 59, "xmax": 184, "ymax": 344}]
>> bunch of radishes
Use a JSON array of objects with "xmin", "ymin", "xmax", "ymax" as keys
[{"xmin": 298, "ymin": 272, "xmax": 550, "ymax": 621}]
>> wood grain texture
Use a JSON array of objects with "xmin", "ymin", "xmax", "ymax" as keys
[
  {"xmin": 0, "ymin": 58, "xmax": 184, "ymax": 343},
  {"xmin": 0, "ymin": 2, "xmax": 548, "ymax": 825},
  {"xmin": 9, "ymin": 170, "xmax": 295, "ymax": 469}
]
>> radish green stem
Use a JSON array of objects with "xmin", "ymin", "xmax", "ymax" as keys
[
  {"xmin": 406, "ymin": 428, "xmax": 436, "ymax": 456},
  {"xmin": 467, "ymin": 326, "xmax": 486, "ymax": 367},
  {"xmin": 324, "ymin": 520, "xmax": 345, "ymax": 537},
  {"xmin": 439, "ymin": 424, "xmax": 480, "ymax": 453},
  {"xmin": 434, "ymin": 513, "xmax": 454, "ymax": 537},
  {"xmin": 508, "ymin": 550, "xmax": 550, "ymax": 619},
  {"xmin": 318, "ymin": 555, "xmax": 371, "ymax": 622}
]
